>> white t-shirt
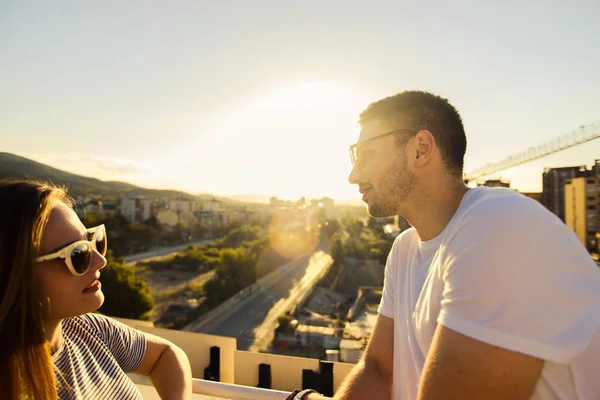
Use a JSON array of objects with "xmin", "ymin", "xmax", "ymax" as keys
[{"xmin": 378, "ymin": 187, "xmax": 600, "ymax": 400}]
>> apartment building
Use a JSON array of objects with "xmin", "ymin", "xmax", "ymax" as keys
[
  {"xmin": 565, "ymin": 176, "xmax": 599, "ymax": 251},
  {"xmin": 543, "ymin": 165, "xmax": 590, "ymax": 222},
  {"xmin": 169, "ymin": 198, "xmax": 197, "ymax": 213},
  {"xmin": 120, "ymin": 195, "xmax": 153, "ymax": 223}
]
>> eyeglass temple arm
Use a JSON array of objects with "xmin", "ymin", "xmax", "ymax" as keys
[{"xmin": 36, "ymin": 248, "xmax": 68, "ymax": 262}]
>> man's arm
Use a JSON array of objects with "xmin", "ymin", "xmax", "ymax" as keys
[
  {"xmin": 132, "ymin": 332, "xmax": 193, "ymax": 400},
  {"xmin": 308, "ymin": 313, "xmax": 394, "ymax": 400},
  {"xmin": 417, "ymin": 324, "xmax": 544, "ymax": 400}
]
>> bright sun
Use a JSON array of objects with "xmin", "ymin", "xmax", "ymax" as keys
[
  {"xmin": 191, "ymin": 80, "xmax": 372, "ymax": 199},
  {"xmin": 245, "ymin": 81, "xmax": 369, "ymax": 156}
]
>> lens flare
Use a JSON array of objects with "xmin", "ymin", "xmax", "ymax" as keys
[{"xmin": 268, "ymin": 209, "xmax": 319, "ymax": 260}]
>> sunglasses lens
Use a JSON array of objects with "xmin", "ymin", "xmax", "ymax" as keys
[
  {"xmin": 70, "ymin": 244, "xmax": 92, "ymax": 275},
  {"xmin": 96, "ymin": 228, "xmax": 107, "ymax": 256}
]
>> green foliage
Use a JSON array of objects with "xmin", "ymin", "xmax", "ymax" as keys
[
  {"xmin": 319, "ymin": 219, "xmax": 342, "ymax": 240},
  {"xmin": 218, "ymin": 247, "xmax": 256, "ymax": 286},
  {"xmin": 99, "ymin": 251, "xmax": 154, "ymax": 319},
  {"xmin": 145, "ymin": 246, "xmax": 220, "ymax": 273},
  {"xmin": 344, "ymin": 218, "xmax": 364, "ymax": 237},
  {"xmin": 329, "ymin": 233, "xmax": 345, "ymax": 264},
  {"xmin": 335, "ymin": 224, "xmax": 394, "ymax": 264},
  {"xmin": 141, "ymin": 222, "xmax": 294, "ymax": 325},
  {"xmin": 219, "ymin": 224, "xmax": 262, "ymax": 248},
  {"xmin": 200, "ymin": 224, "xmax": 290, "ymax": 309},
  {"xmin": 276, "ymin": 313, "xmax": 293, "ymax": 333}
]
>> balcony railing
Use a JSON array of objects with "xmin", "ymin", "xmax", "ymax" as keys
[{"xmin": 130, "ymin": 374, "xmax": 290, "ymax": 400}]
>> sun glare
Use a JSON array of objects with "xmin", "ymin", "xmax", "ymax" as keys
[{"xmin": 186, "ymin": 80, "xmax": 371, "ymax": 199}]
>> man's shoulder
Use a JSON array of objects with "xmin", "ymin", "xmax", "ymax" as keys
[
  {"xmin": 446, "ymin": 187, "xmax": 587, "ymax": 260},
  {"xmin": 459, "ymin": 187, "xmax": 558, "ymax": 228},
  {"xmin": 393, "ymin": 226, "xmax": 419, "ymax": 248},
  {"xmin": 466, "ymin": 186, "xmax": 540, "ymax": 209}
]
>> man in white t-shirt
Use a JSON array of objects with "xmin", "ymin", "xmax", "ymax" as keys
[{"xmin": 302, "ymin": 91, "xmax": 600, "ymax": 400}]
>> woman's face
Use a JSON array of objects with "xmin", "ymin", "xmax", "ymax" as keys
[{"xmin": 36, "ymin": 202, "xmax": 107, "ymax": 321}]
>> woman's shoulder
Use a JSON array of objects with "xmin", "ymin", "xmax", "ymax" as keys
[{"xmin": 62, "ymin": 313, "xmax": 115, "ymax": 338}]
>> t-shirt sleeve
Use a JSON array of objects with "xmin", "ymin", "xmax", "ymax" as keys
[
  {"xmin": 437, "ymin": 195, "xmax": 600, "ymax": 364},
  {"xmin": 82, "ymin": 313, "xmax": 147, "ymax": 372},
  {"xmin": 378, "ymin": 235, "xmax": 401, "ymax": 319}
]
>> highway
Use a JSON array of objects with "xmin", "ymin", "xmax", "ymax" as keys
[
  {"xmin": 124, "ymin": 239, "xmax": 216, "ymax": 264},
  {"xmin": 199, "ymin": 250, "xmax": 333, "ymax": 351}
]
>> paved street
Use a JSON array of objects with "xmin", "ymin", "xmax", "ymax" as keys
[
  {"xmin": 124, "ymin": 239, "xmax": 216, "ymax": 264},
  {"xmin": 200, "ymin": 250, "xmax": 333, "ymax": 350}
]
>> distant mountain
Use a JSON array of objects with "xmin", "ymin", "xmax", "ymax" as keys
[
  {"xmin": 224, "ymin": 194, "xmax": 273, "ymax": 204},
  {"xmin": 0, "ymin": 152, "xmax": 229, "ymax": 202},
  {"xmin": 225, "ymin": 193, "xmax": 365, "ymax": 207}
]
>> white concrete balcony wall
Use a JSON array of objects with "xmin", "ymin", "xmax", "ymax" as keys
[
  {"xmin": 234, "ymin": 350, "xmax": 354, "ymax": 392},
  {"xmin": 116, "ymin": 318, "xmax": 237, "ymax": 383},
  {"xmin": 130, "ymin": 374, "xmax": 290, "ymax": 400}
]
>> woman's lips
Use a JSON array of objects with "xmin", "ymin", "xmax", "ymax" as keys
[{"xmin": 83, "ymin": 280, "xmax": 101, "ymax": 293}]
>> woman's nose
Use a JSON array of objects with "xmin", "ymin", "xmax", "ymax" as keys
[{"xmin": 91, "ymin": 250, "xmax": 107, "ymax": 271}]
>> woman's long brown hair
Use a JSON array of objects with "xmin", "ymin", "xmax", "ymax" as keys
[{"xmin": 0, "ymin": 180, "xmax": 72, "ymax": 399}]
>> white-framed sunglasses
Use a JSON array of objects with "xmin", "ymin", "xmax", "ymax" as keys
[{"xmin": 35, "ymin": 224, "xmax": 107, "ymax": 276}]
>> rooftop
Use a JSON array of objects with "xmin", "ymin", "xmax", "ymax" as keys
[{"xmin": 116, "ymin": 317, "xmax": 355, "ymax": 399}]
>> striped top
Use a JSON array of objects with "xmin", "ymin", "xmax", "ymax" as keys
[{"xmin": 52, "ymin": 313, "xmax": 147, "ymax": 400}]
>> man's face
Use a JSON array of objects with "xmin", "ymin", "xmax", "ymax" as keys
[{"xmin": 348, "ymin": 118, "xmax": 417, "ymax": 217}]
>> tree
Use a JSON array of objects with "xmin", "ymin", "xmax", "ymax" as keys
[
  {"xmin": 345, "ymin": 219, "xmax": 364, "ymax": 237},
  {"xmin": 99, "ymin": 251, "xmax": 154, "ymax": 320},
  {"xmin": 319, "ymin": 219, "xmax": 341, "ymax": 240},
  {"xmin": 218, "ymin": 247, "xmax": 255, "ymax": 287},
  {"xmin": 128, "ymin": 223, "xmax": 159, "ymax": 252},
  {"xmin": 221, "ymin": 225, "xmax": 262, "ymax": 248},
  {"xmin": 276, "ymin": 313, "xmax": 293, "ymax": 333},
  {"xmin": 329, "ymin": 233, "xmax": 345, "ymax": 264}
]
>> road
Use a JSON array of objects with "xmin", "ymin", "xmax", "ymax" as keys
[
  {"xmin": 124, "ymin": 239, "xmax": 216, "ymax": 264},
  {"xmin": 199, "ymin": 250, "xmax": 333, "ymax": 351}
]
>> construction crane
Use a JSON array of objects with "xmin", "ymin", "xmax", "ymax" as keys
[{"xmin": 464, "ymin": 121, "xmax": 600, "ymax": 182}]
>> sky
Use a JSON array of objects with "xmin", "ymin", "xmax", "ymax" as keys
[{"xmin": 1, "ymin": 0, "xmax": 599, "ymax": 200}]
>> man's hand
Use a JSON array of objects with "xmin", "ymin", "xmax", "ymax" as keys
[
  {"xmin": 330, "ymin": 313, "xmax": 394, "ymax": 399},
  {"xmin": 283, "ymin": 314, "xmax": 393, "ymax": 400}
]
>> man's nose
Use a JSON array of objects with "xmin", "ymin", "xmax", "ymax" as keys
[{"xmin": 348, "ymin": 165, "xmax": 362, "ymax": 185}]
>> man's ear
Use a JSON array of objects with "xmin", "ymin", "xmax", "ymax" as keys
[{"xmin": 413, "ymin": 130, "xmax": 435, "ymax": 167}]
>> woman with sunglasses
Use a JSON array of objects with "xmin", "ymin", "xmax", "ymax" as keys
[{"xmin": 0, "ymin": 180, "xmax": 192, "ymax": 399}]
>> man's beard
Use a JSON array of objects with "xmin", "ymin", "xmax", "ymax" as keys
[{"xmin": 367, "ymin": 154, "xmax": 417, "ymax": 218}]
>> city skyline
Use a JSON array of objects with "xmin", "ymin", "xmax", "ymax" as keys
[
  {"xmin": 3, "ymin": 149, "xmax": 600, "ymax": 204},
  {"xmin": 2, "ymin": 1, "xmax": 599, "ymax": 199}
]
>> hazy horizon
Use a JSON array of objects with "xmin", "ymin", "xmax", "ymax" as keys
[
  {"xmin": 4, "ymin": 150, "xmax": 365, "ymax": 203},
  {"xmin": 7, "ymin": 149, "xmax": 585, "ymax": 206}
]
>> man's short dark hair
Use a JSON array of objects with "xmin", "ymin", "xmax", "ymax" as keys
[{"xmin": 359, "ymin": 90, "xmax": 467, "ymax": 177}]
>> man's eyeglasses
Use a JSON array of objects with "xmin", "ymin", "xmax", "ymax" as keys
[
  {"xmin": 349, "ymin": 128, "xmax": 416, "ymax": 168},
  {"xmin": 36, "ymin": 224, "xmax": 107, "ymax": 276}
]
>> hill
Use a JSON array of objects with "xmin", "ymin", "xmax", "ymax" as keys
[
  {"xmin": 225, "ymin": 194, "xmax": 364, "ymax": 207},
  {"xmin": 0, "ymin": 152, "xmax": 225, "ymax": 201}
]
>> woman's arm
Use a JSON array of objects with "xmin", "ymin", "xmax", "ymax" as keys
[{"xmin": 131, "ymin": 332, "xmax": 192, "ymax": 400}]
